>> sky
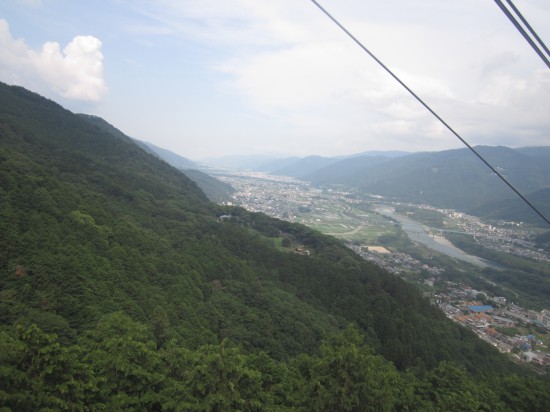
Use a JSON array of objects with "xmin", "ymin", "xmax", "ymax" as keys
[{"xmin": 1, "ymin": 0, "xmax": 549, "ymax": 160}]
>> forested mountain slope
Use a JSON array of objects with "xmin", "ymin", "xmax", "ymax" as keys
[
  {"xmin": 78, "ymin": 114, "xmax": 234, "ymax": 202},
  {"xmin": 136, "ymin": 140, "xmax": 198, "ymax": 170},
  {"xmin": 473, "ymin": 187, "xmax": 550, "ymax": 225},
  {"xmin": 307, "ymin": 146, "xmax": 550, "ymax": 213},
  {"xmin": 1, "ymin": 82, "xmax": 549, "ymax": 411},
  {"xmin": 178, "ymin": 168, "xmax": 235, "ymax": 203}
]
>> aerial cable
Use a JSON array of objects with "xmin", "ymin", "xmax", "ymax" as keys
[
  {"xmin": 493, "ymin": 0, "xmax": 550, "ymax": 69},
  {"xmin": 309, "ymin": 0, "xmax": 550, "ymax": 226},
  {"xmin": 503, "ymin": 0, "xmax": 550, "ymax": 58}
]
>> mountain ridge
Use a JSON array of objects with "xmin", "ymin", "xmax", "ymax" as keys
[
  {"xmin": 305, "ymin": 146, "xmax": 550, "ymax": 218},
  {"xmin": 78, "ymin": 113, "xmax": 234, "ymax": 202},
  {"xmin": 203, "ymin": 146, "xmax": 550, "ymax": 223}
]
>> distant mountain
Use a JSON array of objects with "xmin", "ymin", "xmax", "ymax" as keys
[
  {"xmin": 204, "ymin": 151, "xmax": 410, "ymax": 173},
  {"xmin": 514, "ymin": 146, "xmax": 550, "ymax": 159},
  {"xmin": 344, "ymin": 150, "xmax": 411, "ymax": 159},
  {"xmin": 473, "ymin": 187, "xmax": 550, "ymax": 225},
  {"xmin": 136, "ymin": 140, "xmax": 197, "ymax": 169},
  {"xmin": 270, "ymin": 155, "xmax": 339, "ymax": 179},
  {"xmin": 305, "ymin": 155, "xmax": 393, "ymax": 185},
  {"xmin": 202, "ymin": 154, "xmax": 281, "ymax": 170},
  {"xmin": 255, "ymin": 156, "xmax": 301, "ymax": 173},
  {"xmin": 305, "ymin": 146, "xmax": 550, "ymax": 217}
]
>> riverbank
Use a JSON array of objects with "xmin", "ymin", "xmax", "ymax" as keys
[{"xmin": 377, "ymin": 207, "xmax": 497, "ymax": 268}]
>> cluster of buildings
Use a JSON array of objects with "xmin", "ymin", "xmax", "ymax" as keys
[
  {"xmin": 353, "ymin": 242, "xmax": 549, "ymax": 370},
  {"xmin": 414, "ymin": 204, "xmax": 550, "ymax": 263},
  {"xmin": 349, "ymin": 244, "xmax": 444, "ymax": 276},
  {"xmin": 215, "ymin": 172, "xmax": 550, "ymax": 371},
  {"xmin": 436, "ymin": 284, "xmax": 550, "ymax": 370},
  {"xmin": 217, "ymin": 171, "xmax": 316, "ymax": 222}
]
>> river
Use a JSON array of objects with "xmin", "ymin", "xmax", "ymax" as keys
[{"xmin": 377, "ymin": 207, "xmax": 497, "ymax": 268}]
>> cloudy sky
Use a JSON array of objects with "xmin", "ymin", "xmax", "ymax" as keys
[{"xmin": 1, "ymin": 0, "xmax": 549, "ymax": 159}]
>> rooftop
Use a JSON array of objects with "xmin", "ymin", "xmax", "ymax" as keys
[{"xmin": 468, "ymin": 305, "xmax": 494, "ymax": 313}]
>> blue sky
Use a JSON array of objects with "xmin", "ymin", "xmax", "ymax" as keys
[{"xmin": 1, "ymin": 0, "xmax": 549, "ymax": 160}]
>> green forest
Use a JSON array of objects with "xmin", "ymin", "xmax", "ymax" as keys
[{"xmin": 1, "ymin": 81, "xmax": 549, "ymax": 411}]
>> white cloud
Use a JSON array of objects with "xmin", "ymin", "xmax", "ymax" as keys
[
  {"xmin": 125, "ymin": 0, "xmax": 316, "ymax": 47},
  {"xmin": 0, "ymin": 19, "xmax": 107, "ymax": 101},
  {"xmin": 120, "ymin": 0, "xmax": 550, "ymax": 156}
]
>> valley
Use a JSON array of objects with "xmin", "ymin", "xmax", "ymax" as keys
[
  {"xmin": 214, "ymin": 168, "xmax": 550, "ymax": 369},
  {"xmin": 214, "ymin": 169, "xmax": 549, "ymax": 270},
  {"xmin": 2, "ymin": 82, "xmax": 550, "ymax": 409},
  {"xmin": 2, "ymin": 0, "xmax": 550, "ymax": 406}
]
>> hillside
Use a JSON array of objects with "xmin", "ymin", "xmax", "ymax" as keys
[
  {"xmin": 79, "ymin": 114, "xmax": 234, "ymax": 203},
  {"xmin": 79, "ymin": 114, "xmax": 197, "ymax": 169},
  {"xmin": 137, "ymin": 140, "xmax": 198, "ymax": 169},
  {"xmin": 473, "ymin": 187, "xmax": 550, "ymax": 225},
  {"xmin": 136, "ymin": 142, "xmax": 235, "ymax": 203},
  {"xmin": 132, "ymin": 140, "xmax": 235, "ymax": 203},
  {"xmin": 180, "ymin": 168, "xmax": 235, "ymax": 203},
  {"xmin": 1, "ymin": 82, "xmax": 549, "ymax": 410}
]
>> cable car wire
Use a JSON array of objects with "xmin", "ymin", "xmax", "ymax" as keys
[
  {"xmin": 309, "ymin": 0, "xmax": 550, "ymax": 226},
  {"xmin": 493, "ymin": 0, "xmax": 550, "ymax": 69},
  {"xmin": 504, "ymin": 0, "xmax": 550, "ymax": 58}
]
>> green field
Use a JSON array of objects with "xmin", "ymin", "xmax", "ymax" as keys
[{"xmin": 297, "ymin": 199, "xmax": 397, "ymax": 244}]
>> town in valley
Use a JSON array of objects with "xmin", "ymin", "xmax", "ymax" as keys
[{"xmin": 212, "ymin": 168, "xmax": 550, "ymax": 372}]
